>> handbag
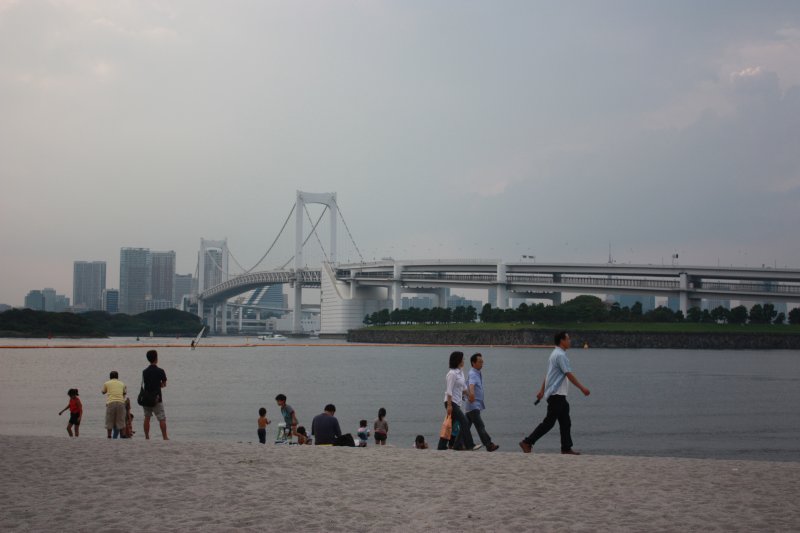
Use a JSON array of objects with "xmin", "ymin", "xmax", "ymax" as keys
[
  {"xmin": 136, "ymin": 376, "xmax": 158, "ymax": 407},
  {"xmin": 439, "ymin": 414, "xmax": 452, "ymax": 440}
]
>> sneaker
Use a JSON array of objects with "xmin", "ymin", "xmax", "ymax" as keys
[
  {"xmin": 561, "ymin": 449, "xmax": 581, "ymax": 455},
  {"xmin": 472, "ymin": 444, "xmax": 483, "ymax": 451},
  {"xmin": 486, "ymin": 443, "xmax": 499, "ymax": 452},
  {"xmin": 519, "ymin": 440, "xmax": 532, "ymax": 453}
]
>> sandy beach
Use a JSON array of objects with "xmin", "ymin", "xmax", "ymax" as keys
[{"xmin": 1, "ymin": 435, "xmax": 798, "ymax": 532}]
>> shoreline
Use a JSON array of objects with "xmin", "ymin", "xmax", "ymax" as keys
[
  {"xmin": 348, "ymin": 328, "xmax": 800, "ymax": 349},
  {"xmin": 1, "ymin": 434, "xmax": 798, "ymax": 531}
]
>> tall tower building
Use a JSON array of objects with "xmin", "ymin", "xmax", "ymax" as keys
[
  {"xmin": 102, "ymin": 288, "xmax": 119, "ymax": 313},
  {"xmin": 73, "ymin": 261, "xmax": 106, "ymax": 311},
  {"xmin": 119, "ymin": 248, "xmax": 150, "ymax": 315},
  {"xmin": 173, "ymin": 273, "xmax": 193, "ymax": 307},
  {"xmin": 150, "ymin": 251, "xmax": 176, "ymax": 304}
]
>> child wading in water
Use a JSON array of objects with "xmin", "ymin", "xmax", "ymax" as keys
[
  {"xmin": 258, "ymin": 407, "xmax": 271, "ymax": 444},
  {"xmin": 374, "ymin": 407, "xmax": 389, "ymax": 445},
  {"xmin": 58, "ymin": 388, "xmax": 82, "ymax": 437}
]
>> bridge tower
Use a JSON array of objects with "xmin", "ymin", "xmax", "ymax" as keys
[
  {"xmin": 294, "ymin": 191, "xmax": 338, "ymax": 333},
  {"xmin": 197, "ymin": 238, "xmax": 229, "ymax": 332}
]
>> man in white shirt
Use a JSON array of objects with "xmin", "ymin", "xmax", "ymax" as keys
[{"xmin": 519, "ymin": 332, "xmax": 590, "ymax": 455}]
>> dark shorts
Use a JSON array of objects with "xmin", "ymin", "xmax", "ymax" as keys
[
  {"xmin": 69, "ymin": 412, "xmax": 81, "ymax": 425},
  {"xmin": 374, "ymin": 431, "xmax": 387, "ymax": 442},
  {"xmin": 257, "ymin": 428, "xmax": 266, "ymax": 444}
]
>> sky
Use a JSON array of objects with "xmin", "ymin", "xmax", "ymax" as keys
[{"xmin": 2, "ymin": 1, "xmax": 800, "ymax": 306}]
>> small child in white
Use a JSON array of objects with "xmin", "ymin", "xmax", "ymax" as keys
[{"xmin": 357, "ymin": 419, "xmax": 370, "ymax": 447}]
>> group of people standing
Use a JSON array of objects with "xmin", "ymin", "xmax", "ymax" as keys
[{"xmin": 59, "ymin": 349, "xmax": 169, "ymax": 441}]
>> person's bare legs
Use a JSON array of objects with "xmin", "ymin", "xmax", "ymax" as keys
[
  {"xmin": 144, "ymin": 415, "xmax": 151, "ymax": 439},
  {"xmin": 74, "ymin": 424, "xmax": 79, "ymax": 437},
  {"xmin": 67, "ymin": 424, "xmax": 73, "ymax": 437},
  {"xmin": 159, "ymin": 419, "xmax": 168, "ymax": 440}
]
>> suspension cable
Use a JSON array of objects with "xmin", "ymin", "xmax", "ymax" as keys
[
  {"xmin": 333, "ymin": 199, "xmax": 365, "ymax": 263},
  {"xmin": 304, "ymin": 203, "xmax": 330, "ymax": 264},
  {"xmin": 241, "ymin": 203, "xmax": 297, "ymax": 274},
  {"xmin": 280, "ymin": 206, "xmax": 327, "ymax": 269}
]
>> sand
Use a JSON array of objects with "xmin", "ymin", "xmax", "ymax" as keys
[{"xmin": 1, "ymin": 435, "xmax": 798, "ymax": 532}]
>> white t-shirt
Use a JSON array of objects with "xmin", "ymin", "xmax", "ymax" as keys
[{"xmin": 443, "ymin": 368, "xmax": 466, "ymax": 407}]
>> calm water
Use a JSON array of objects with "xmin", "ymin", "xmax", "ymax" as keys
[{"xmin": 1, "ymin": 338, "xmax": 799, "ymax": 461}]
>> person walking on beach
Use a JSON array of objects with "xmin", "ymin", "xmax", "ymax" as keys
[
  {"xmin": 443, "ymin": 351, "xmax": 476, "ymax": 451},
  {"xmin": 142, "ymin": 350, "xmax": 169, "ymax": 440},
  {"xmin": 465, "ymin": 353, "xmax": 499, "ymax": 452},
  {"xmin": 311, "ymin": 404, "xmax": 342, "ymax": 445},
  {"xmin": 102, "ymin": 371, "xmax": 127, "ymax": 439},
  {"xmin": 257, "ymin": 407, "xmax": 271, "ymax": 444},
  {"xmin": 520, "ymin": 332, "xmax": 590, "ymax": 455},
  {"xmin": 275, "ymin": 394, "xmax": 298, "ymax": 439},
  {"xmin": 58, "ymin": 388, "xmax": 82, "ymax": 437},
  {"xmin": 373, "ymin": 407, "xmax": 389, "ymax": 446}
]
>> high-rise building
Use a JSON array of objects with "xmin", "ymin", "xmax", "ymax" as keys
[
  {"xmin": 102, "ymin": 289, "xmax": 119, "ymax": 313},
  {"xmin": 42, "ymin": 288, "xmax": 57, "ymax": 311},
  {"xmin": 145, "ymin": 299, "xmax": 173, "ymax": 311},
  {"xmin": 150, "ymin": 251, "xmax": 176, "ymax": 304},
  {"xmin": 120, "ymin": 248, "xmax": 150, "ymax": 315},
  {"xmin": 73, "ymin": 261, "xmax": 106, "ymax": 311},
  {"xmin": 24, "ymin": 290, "xmax": 44, "ymax": 310},
  {"xmin": 173, "ymin": 273, "xmax": 193, "ymax": 307}
]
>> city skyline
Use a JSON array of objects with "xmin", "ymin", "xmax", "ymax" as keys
[{"xmin": 3, "ymin": 2, "xmax": 800, "ymax": 305}]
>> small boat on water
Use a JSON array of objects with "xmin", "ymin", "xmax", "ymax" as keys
[{"xmin": 257, "ymin": 333, "xmax": 287, "ymax": 341}]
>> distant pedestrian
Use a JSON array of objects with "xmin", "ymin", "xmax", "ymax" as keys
[
  {"xmin": 102, "ymin": 371, "xmax": 127, "ymax": 439},
  {"xmin": 257, "ymin": 407, "xmax": 271, "ymax": 444},
  {"xmin": 58, "ymin": 388, "xmax": 82, "ymax": 437},
  {"xmin": 465, "ymin": 353, "xmax": 499, "ymax": 452},
  {"xmin": 142, "ymin": 350, "xmax": 169, "ymax": 440},
  {"xmin": 275, "ymin": 394, "xmax": 298, "ymax": 439},
  {"xmin": 373, "ymin": 407, "xmax": 388, "ymax": 446},
  {"xmin": 357, "ymin": 420, "xmax": 370, "ymax": 447},
  {"xmin": 520, "ymin": 332, "xmax": 590, "ymax": 455},
  {"xmin": 442, "ymin": 351, "xmax": 476, "ymax": 451}
]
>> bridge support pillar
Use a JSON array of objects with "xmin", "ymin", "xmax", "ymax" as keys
[
  {"xmin": 437, "ymin": 288, "xmax": 448, "ymax": 308},
  {"xmin": 496, "ymin": 263, "xmax": 508, "ymax": 309},
  {"xmin": 293, "ymin": 281, "xmax": 302, "ymax": 334},
  {"xmin": 210, "ymin": 305, "xmax": 217, "ymax": 334},
  {"xmin": 238, "ymin": 307, "xmax": 243, "ymax": 332},
  {"xmin": 221, "ymin": 301, "xmax": 228, "ymax": 335},
  {"xmin": 392, "ymin": 263, "xmax": 403, "ymax": 310},
  {"xmin": 197, "ymin": 300, "xmax": 204, "ymax": 324},
  {"xmin": 679, "ymin": 273, "xmax": 689, "ymax": 315}
]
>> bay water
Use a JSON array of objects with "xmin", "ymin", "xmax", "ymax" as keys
[{"xmin": 1, "ymin": 338, "xmax": 798, "ymax": 461}]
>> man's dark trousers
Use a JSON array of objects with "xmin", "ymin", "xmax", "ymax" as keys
[
  {"xmin": 524, "ymin": 394, "xmax": 573, "ymax": 451},
  {"xmin": 466, "ymin": 409, "xmax": 493, "ymax": 448}
]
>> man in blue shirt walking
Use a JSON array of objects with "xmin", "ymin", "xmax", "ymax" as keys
[
  {"xmin": 520, "ymin": 332, "xmax": 590, "ymax": 455},
  {"xmin": 465, "ymin": 353, "xmax": 499, "ymax": 452}
]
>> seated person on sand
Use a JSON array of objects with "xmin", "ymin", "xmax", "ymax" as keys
[
  {"xmin": 296, "ymin": 426, "xmax": 312, "ymax": 445},
  {"xmin": 311, "ymin": 404, "xmax": 341, "ymax": 445},
  {"xmin": 414, "ymin": 435, "xmax": 429, "ymax": 449}
]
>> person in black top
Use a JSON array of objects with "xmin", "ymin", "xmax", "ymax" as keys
[
  {"xmin": 143, "ymin": 349, "xmax": 169, "ymax": 440},
  {"xmin": 311, "ymin": 404, "xmax": 341, "ymax": 445}
]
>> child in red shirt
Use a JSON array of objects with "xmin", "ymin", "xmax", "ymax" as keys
[{"xmin": 58, "ymin": 388, "xmax": 82, "ymax": 437}]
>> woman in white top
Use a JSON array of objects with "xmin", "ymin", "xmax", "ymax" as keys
[{"xmin": 440, "ymin": 351, "xmax": 476, "ymax": 451}]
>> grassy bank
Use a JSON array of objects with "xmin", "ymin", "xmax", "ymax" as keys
[{"xmin": 363, "ymin": 322, "xmax": 800, "ymax": 334}]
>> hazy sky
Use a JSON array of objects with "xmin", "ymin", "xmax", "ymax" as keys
[{"xmin": 2, "ymin": 1, "xmax": 800, "ymax": 305}]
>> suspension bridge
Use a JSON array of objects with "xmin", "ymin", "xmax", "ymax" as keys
[{"xmin": 193, "ymin": 191, "xmax": 800, "ymax": 335}]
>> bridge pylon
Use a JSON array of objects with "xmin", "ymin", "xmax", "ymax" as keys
[{"xmin": 294, "ymin": 191, "xmax": 338, "ymax": 333}]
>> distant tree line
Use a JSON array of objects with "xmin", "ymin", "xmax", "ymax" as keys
[
  {"xmin": 364, "ymin": 295, "xmax": 800, "ymax": 326},
  {"xmin": 0, "ymin": 308, "xmax": 202, "ymax": 338}
]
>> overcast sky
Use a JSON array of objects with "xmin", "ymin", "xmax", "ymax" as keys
[{"xmin": 2, "ymin": 1, "xmax": 800, "ymax": 305}]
